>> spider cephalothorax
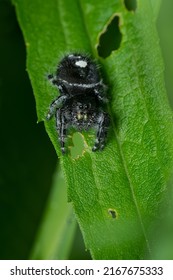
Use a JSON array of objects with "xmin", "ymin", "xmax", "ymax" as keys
[{"xmin": 46, "ymin": 53, "xmax": 109, "ymax": 154}]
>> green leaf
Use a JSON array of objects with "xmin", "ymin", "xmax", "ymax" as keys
[
  {"xmin": 13, "ymin": 0, "xmax": 173, "ymax": 259},
  {"xmin": 30, "ymin": 165, "xmax": 76, "ymax": 260}
]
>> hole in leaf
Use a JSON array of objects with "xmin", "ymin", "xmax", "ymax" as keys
[
  {"xmin": 97, "ymin": 15, "xmax": 122, "ymax": 58},
  {"xmin": 70, "ymin": 132, "xmax": 85, "ymax": 159},
  {"xmin": 124, "ymin": 0, "xmax": 137, "ymax": 11},
  {"xmin": 108, "ymin": 208, "xmax": 117, "ymax": 219}
]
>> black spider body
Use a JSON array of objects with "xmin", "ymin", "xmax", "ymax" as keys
[{"xmin": 47, "ymin": 53, "xmax": 109, "ymax": 154}]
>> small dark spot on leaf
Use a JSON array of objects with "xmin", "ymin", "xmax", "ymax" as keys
[
  {"xmin": 124, "ymin": 0, "xmax": 137, "ymax": 11},
  {"xmin": 108, "ymin": 208, "xmax": 117, "ymax": 219},
  {"xmin": 97, "ymin": 15, "xmax": 122, "ymax": 59}
]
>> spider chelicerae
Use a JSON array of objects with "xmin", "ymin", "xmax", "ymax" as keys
[{"xmin": 46, "ymin": 53, "xmax": 110, "ymax": 154}]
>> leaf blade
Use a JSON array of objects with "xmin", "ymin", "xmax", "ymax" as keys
[{"xmin": 13, "ymin": 0, "xmax": 173, "ymax": 259}]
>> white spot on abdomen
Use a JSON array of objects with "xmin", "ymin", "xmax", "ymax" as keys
[{"xmin": 75, "ymin": 60, "xmax": 87, "ymax": 68}]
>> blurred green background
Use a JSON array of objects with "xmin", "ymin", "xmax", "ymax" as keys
[{"xmin": 0, "ymin": 0, "xmax": 173, "ymax": 259}]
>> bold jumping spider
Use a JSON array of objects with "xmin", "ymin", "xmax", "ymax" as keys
[{"xmin": 46, "ymin": 53, "xmax": 109, "ymax": 154}]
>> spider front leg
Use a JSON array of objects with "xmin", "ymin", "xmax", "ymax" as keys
[
  {"xmin": 56, "ymin": 109, "xmax": 68, "ymax": 154},
  {"xmin": 94, "ymin": 86, "xmax": 108, "ymax": 104},
  {"xmin": 46, "ymin": 95, "xmax": 67, "ymax": 120},
  {"xmin": 92, "ymin": 112, "xmax": 109, "ymax": 152}
]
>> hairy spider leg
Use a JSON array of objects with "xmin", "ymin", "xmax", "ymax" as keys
[
  {"xmin": 94, "ymin": 87, "xmax": 108, "ymax": 104},
  {"xmin": 56, "ymin": 109, "xmax": 68, "ymax": 154},
  {"xmin": 92, "ymin": 112, "xmax": 109, "ymax": 151},
  {"xmin": 46, "ymin": 95, "xmax": 67, "ymax": 120}
]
